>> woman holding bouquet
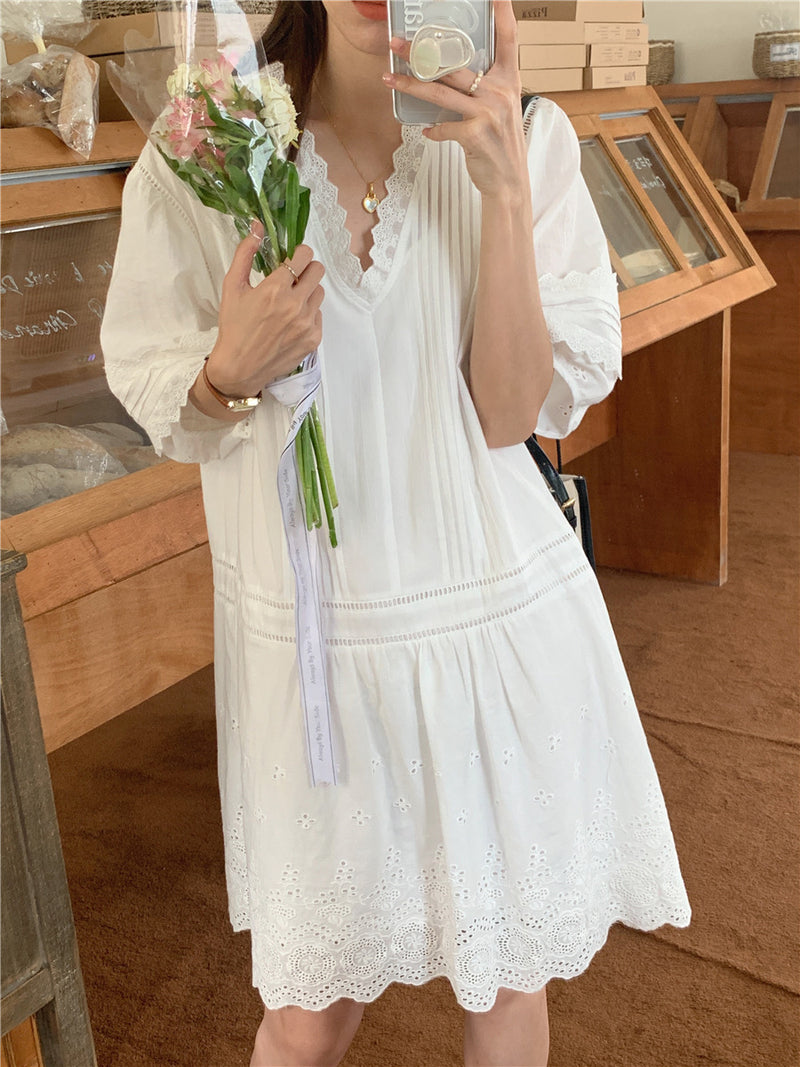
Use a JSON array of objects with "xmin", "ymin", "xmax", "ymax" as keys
[{"xmin": 102, "ymin": 1, "xmax": 690, "ymax": 1064}]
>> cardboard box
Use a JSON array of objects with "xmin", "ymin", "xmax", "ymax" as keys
[
  {"xmin": 516, "ymin": 20, "xmax": 586, "ymax": 44},
  {"xmin": 156, "ymin": 10, "xmax": 272, "ymax": 50},
  {"xmin": 76, "ymin": 12, "xmax": 159, "ymax": 55},
  {"xmin": 584, "ymin": 21, "xmax": 648, "ymax": 43},
  {"xmin": 583, "ymin": 64, "xmax": 647, "ymax": 88},
  {"xmin": 587, "ymin": 41, "xmax": 649, "ymax": 65},
  {"xmin": 520, "ymin": 67, "xmax": 584, "ymax": 91},
  {"xmin": 513, "ymin": 1, "xmax": 643, "ymax": 22},
  {"xmin": 519, "ymin": 43, "xmax": 587, "ymax": 68},
  {"xmin": 3, "ymin": 10, "xmax": 271, "ymax": 64},
  {"xmin": 2, "ymin": 13, "xmax": 158, "ymax": 65}
]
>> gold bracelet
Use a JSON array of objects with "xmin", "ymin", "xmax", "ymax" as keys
[{"xmin": 202, "ymin": 357, "xmax": 262, "ymax": 412}]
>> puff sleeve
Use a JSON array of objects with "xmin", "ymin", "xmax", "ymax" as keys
[
  {"xmin": 100, "ymin": 141, "xmax": 253, "ymax": 464},
  {"xmin": 526, "ymin": 97, "xmax": 622, "ymax": 439}
]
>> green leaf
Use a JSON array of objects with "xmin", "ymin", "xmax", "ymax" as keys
[
  {"xmin": 297, "ymin": 188, "xmax": 310, "ymax": 244},
  {"xmin": 195, "ymin": 86, "xmax": 239, "ymax": 137},
  {"xmin": 226, "ymin": 162, "xmax": 251, "ymax": 200},
  {"xmin": 285, "ymin": 165, "xmax": 300, "ymax": 256}
]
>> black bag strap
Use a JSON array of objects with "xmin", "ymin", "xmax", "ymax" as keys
[{"xmin": 524, "ymin": 435, "xmax": 578, "ymax": 532}]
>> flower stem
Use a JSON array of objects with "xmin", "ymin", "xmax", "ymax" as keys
[
  {"xmin": 300, "ymin": 419, "xmax": 321, "ymax": 529},
  {"xmin": 256, "ymin": 189, "xmax": 281, "ymax": 268},
  {"xmin": 295, "ymin": 416, "xmax": 307, "ymax": 521},
  {"xmin": 308, "ymin": 406, "xmax": 338, "ymax": 547},
  {"xmin": 310, "ymin": 403, "xmax": 339, "ymax": 509}
]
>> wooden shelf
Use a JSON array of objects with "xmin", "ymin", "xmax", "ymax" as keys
[{"xmin": 0, "ymin": 121, "xmax": 145, "ymax": 174}]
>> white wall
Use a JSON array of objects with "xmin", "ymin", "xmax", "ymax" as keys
[{"xmin": 644, "ymin": 0, "xmax": 800, "ymax": 83}]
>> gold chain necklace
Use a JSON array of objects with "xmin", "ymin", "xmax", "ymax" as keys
[{"xmin": 314, "ymin": 84, "xmax": 386, "ymax": 214}]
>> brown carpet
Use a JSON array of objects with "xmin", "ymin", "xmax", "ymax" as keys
[{"xmin": 46, "ymin": 451, "xmax": 800, "ymax": 1067}]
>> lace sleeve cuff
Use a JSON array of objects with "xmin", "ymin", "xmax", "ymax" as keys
[
  {"xmin": 104, "ymin": 329, "xmax": 254, "ymax": 465},
  {"xmin": 535, "ymin": 269, "xmax": 623, "ymax": 439}
]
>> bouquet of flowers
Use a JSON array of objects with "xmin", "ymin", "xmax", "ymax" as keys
[{"xmin": 108, "ymin": 9, "xmax": 338, "ymax": 546}]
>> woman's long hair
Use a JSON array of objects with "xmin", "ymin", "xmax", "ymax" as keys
[{"xmin": 260, "ymin": 1, "xmax": 328, "ymax": 158}]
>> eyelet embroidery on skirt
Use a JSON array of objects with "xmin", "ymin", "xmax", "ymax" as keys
[{"xmin": 224, "ymin": 784, "xmax": 691, "ymax": 1011}]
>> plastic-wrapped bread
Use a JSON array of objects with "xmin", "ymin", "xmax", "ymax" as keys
[{"xmin": 0, "ymin": 45, "xmax": 99, "ymax": 157}]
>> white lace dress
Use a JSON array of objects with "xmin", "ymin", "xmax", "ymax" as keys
[{"xmin": 101, "ymin": 96, "xmax": 691, "ymax": 1012}]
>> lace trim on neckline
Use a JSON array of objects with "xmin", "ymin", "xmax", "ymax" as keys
[{"xmin": 297, "ymin": 124, "xmax": 426, "ymax": 299}]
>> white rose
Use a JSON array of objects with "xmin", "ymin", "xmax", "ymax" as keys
[
  {"xmin": 166, "ymin": 63, "xmax": 203, "ymax": 98},
  {"xmin": 259, "ymin": 75, "xmax": 300, "ymax": 152}
]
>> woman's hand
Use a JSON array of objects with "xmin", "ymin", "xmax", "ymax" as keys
[
  {"xmin": 205, "ymin": 227, "xmax": 325, "ymax": 399},
  {"xmin": 383, "ymin": 0, "xmax": 526, "ymax": 202}
]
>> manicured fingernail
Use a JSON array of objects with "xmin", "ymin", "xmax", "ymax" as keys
[
  {"xmin": 389, "ymin": 36, "xmax": 404, "ymax": 50},
  {"xmin": 382, "ymin": 72, "xmax": 395, "ymax": 85}
]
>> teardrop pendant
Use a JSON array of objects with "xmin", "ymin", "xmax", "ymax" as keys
[{"xmin": 362, "ymin": 181, "xmax": 381, "ymax": 214}]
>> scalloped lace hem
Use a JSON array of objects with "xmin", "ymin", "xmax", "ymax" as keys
[
  {"xmin": 241, "ymin": 908, "xmax": 688, "ymax": 1012},
  {"xmin": 224, "ymin": 783, "xmax": 691, "ymax": 1012}
]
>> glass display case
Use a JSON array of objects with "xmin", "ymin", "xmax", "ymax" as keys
[
  {"xmin": 766, "ymin": 106, "xmax": 799, "ymax": 199},
  {"xmin": 0, "ymin": 121, "xmax": 211, "ymax": 754},
  {"xmin": 579, "ymin": 137, "xmax": 677, "ymax": 287},
  {"xmin": 657, "ymin": 79, "xmax": 800, "ymax": 457},
  {"xmin": 0, "ymin": 124, "xmax": 166, "ymax": 518},
  {"xmin": 744, "ymin": 91, "xmax": 800, "ymax": 215},
  {"xmin": 540, "ymin": 85, "xmax": 774, "ymax": 586},
  {"xmin": 549, "ymin": 86, "xmax": 773, "ymax": 339},
  {"xmin": 0, "ymin": 212, "xmax": 169, "ymax": 517},
  {"xmin": 658, "ymin": 78, "xmax": 800, "ymax": 229}
]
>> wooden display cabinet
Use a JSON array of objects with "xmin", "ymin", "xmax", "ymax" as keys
[
  {"xmin": 540, "ymin": 85, "xmax": 773, "ymax": 582},
  {"xmin": 658, "ymin": 79, "xmax": 800, "ymax": 455}
]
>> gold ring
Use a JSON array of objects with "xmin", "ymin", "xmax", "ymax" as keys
[
  {"xmin": 281, "ymin": 261, "xmax": 299, "ymax": 283},
  {"xmin": 467, "ymin": 71, "xmax": 484, "ymax": 96}
]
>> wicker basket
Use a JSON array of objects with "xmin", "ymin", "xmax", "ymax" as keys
[
  {"xmin": 82, "ymin": 0, "xmax": 276, "ymax": 17},
  {"xmin": 752, "ymin": 30, "xmax": 800, "ymax": 79},
  {"xmin": 647, "ymin": 40, "xmax": 675, "ymax": 86}
]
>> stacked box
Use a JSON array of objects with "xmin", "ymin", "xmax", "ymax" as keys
[
  {"xmin": 512, "ymin": 1, "xmax": 643, "ymax": 21},
  {"xmin": 514, "ymin": 1, "xmax": 648, "ymax": 94}
]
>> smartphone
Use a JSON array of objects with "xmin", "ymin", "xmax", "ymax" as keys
[{"xmin": 387, "ymin": 0, "xmax": 495, "ymax": 125}]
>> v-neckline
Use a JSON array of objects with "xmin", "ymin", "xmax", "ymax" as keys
[{"xmin": 297, "ymin": 123, "xmax": 426, "ymax": 305}]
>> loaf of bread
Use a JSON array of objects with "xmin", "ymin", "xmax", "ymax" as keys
[
  {"xmin": 0, "ymin": 421, "xmax": 167, "ymax": 516},
  {"xmin": 1, "ymin": 45, "xmax": 99, "ymax": 156}
]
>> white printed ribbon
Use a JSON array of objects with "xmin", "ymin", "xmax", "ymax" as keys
[{"xmin": 267, "ymin": 351, "xmax": 337, "ymax": 787}]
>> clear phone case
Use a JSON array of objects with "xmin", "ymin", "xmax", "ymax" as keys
[{"xmin": 388, "ymin": 0, "xmax": 494, "ymax": 125}]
